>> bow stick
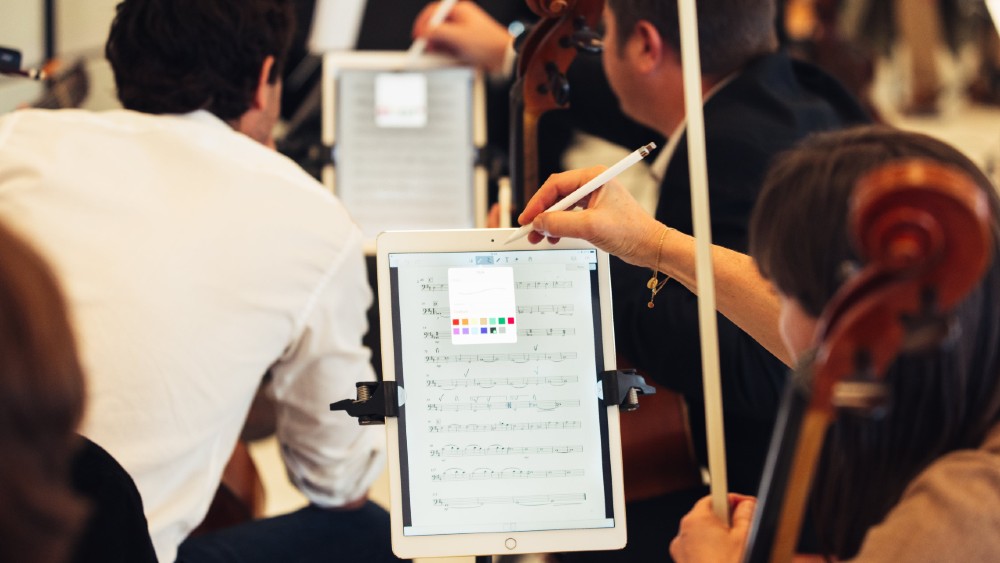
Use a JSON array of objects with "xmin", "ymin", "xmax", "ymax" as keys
[{"xmin": 677, "ymin": 0, "xmax": 729, "ymax": 523}]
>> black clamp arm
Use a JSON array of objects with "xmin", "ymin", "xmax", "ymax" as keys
[
  {"xmin": 329, "ymin": 381, "xmax": 399, "ymax": 425},
  {"xmin": 331, "ymin": 370, "xmax": 655, "ymax": 426},
  {"xmin": 600, "ymin": 369, "xmax": 656, "ymax": 412}
]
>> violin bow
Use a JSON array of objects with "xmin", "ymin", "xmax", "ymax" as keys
[{"xmin": 677, "ymin": 0, "xmax": 730, "ymax": 523}]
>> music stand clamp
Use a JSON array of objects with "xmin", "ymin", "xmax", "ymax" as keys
[
  {"xmin": 330, "ymin": 381, "xmax": 399, "ymax": 425},
  {"xmin": 600, "ymin": 369, "xmax": 656, "ymax": 411},
  {"xmin": 330, "ymin": 369, "xmax": 655, "ymax": 425}
]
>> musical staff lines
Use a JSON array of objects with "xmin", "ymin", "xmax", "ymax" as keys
[
  {"xmin": 517, "ymin": 281, "xmax": 572, "ymax": 290},
  {"xmin": 432, "ymin": 493, "xmax": 587, "ymax": 508},
  {"xmin": 520, "ymin": 327, "xmax": 576, "ymax": 337},
  {"xmin": 425, "ymin": 352, "xmax": 578, "ymax": 364},
  {"xmin": 431, "ymin": 467, "xmax": 585, "ymax": 481},
  {"xmin": 427, "ymin": 420, "xmax": 582, "ymax": 433},
  {"xmin": 423, "ymin": 327, "xmax": 577, "ymax": 339},
  {"xmin": 422, "ymin": 306, "xmax": 448, "ymax": 318},
  {"xmin": 420, "ymin": 304, "xmax": 575, "ymax": 317},
  {"xmin": 426, "ymin": 375, "xmax": 578, "ymax": 389},
  {"xmin": 427, "ymin": 399, "xmax": 581, "ymax": 412},
  {"xmin": 430, "ymin": 444, "xmax": 583, "ymax": 458},
  {"xmin": 517, "ymin": 304, "xmax": 574, "ymax": 315},
  {"xmin": 419, "ymin": 281, "xmax": 574, "ymax": 292}
]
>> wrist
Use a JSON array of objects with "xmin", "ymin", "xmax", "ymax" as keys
[{"xmin": 645, "ymin": 224, "xmax": 675, "ymax": 308}]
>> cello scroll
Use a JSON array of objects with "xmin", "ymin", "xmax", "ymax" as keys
[{"xmin": 510, "ymin": 0, "xmax": 604, "ymax": 207}]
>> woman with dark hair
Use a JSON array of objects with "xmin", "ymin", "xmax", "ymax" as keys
[
  {"xmin": 0, "ymin": 221, "xmax": 156, "ymax": 563},
  {"xmin": 518, "ymin": 125, "xmax": 1000, "ymax": 560}
]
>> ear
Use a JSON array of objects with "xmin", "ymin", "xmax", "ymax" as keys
[
  {"xmin": 631, "ymin": 20, "xmax": 665, "ymax": 74},
  {"xmin": 252, "ymin": 56, "xmax": 276, "ymax": 110}
]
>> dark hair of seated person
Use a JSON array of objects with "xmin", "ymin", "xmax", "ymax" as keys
[
  {"xmin": 105, "ymin": 0, "xmax": 295, "ymax": 121},
  {"xmin": 748, "ymin": 125, "xmax": 1000, "ymax": 559},
  {"xmin": 0, "ymin": 222, "xmax": 157, "ymax": 563},
  {"xmin": 606, "ymin": 0, "xmax": 779, "ymax": 76}
]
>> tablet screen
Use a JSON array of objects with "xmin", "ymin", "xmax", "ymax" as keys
[
  {"xmin": 334, "ymin": 66, "xmax": 477, "ymax": 242},
  {"xmin": 386, "ymin": 247, "xmax": 617, "ymax": 537}
]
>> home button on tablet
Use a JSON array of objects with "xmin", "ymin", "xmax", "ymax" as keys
[{"xmin": 505, "ymin": 538, "xmax": 517, "ymax": 550}]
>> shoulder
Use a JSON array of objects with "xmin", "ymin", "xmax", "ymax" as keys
[
  {"xmin": 135, "ymin": 110, "xmax": 359, "ymax": 237},
  {"xmin": 709, "ymin": 52, "xmax": 870, "ymax": 133},
  {"xmin": 851, "ymin": 427, "xmax": 1000, "ymax": 561}
]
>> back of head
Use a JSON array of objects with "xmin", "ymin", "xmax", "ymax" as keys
[
  {"xmin": 105, "ymin": 0, "xmax": 294, "ymax": 121},
  {"xmin": 606, "ymin": 0, "xmax": 778, "ymax": 76},
  {"xmin": 0, "ymin": 223, "xmax": 88, "ymax": 563},
  {"xmin": 750, "ymin": 125, "xmax": 1000, "ymax": 558}
]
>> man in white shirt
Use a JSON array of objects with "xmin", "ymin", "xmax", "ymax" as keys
[{"xmin": 0, "ymin": 0, "xmax": 399, "ymax": 561}]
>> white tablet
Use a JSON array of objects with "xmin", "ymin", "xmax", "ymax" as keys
[
  {"xmin": 322, "ymin": 51, "xmax": 488, "ymax": 252},
  {"xmin": 375, "ymin": 229, "xmax": 627, "ymax": 559}
]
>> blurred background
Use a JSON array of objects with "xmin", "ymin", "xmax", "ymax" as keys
[{"xmin": 6, "ymin": 1, "xmax": 1000, "ymax": 561}]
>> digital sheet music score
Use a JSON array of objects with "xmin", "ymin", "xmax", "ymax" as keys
[
  {"xmin": 335, "ymin": 67, "xmax": 476, "ymax": 242},
  {"xmin": 387, "ymin": 248, "xmax": 616, "ymax": 537}
]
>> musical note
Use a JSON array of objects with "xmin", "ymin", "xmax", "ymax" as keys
[
  {"xmin": 427, "ymin": 420, "xmax": 582, "ymax": 433},
  {"xmin": 519, "ymin": 327, "xmax": 576, "ymax": 337},
  {"xmin": 418, "ymin": 281, "xmax": 573, "ymax": 292},
  {"xmin": 426, "ymin": 375, "xmax": 578, "ymax": 389},
  {"xmin": 426, "ymin": 399, "xmax": 581, "ymax": 412},
  {"xmin": 421, "ymin": 306, "xmax": 449, "ymax": 318},
  {"xmin": 429, "ymin": 444, "xmax": 583, "ymax": 457},
  {"xmin": 425, "ymin": 352, "xmax": 578, "ymax": 364},
  {"xmin": 423, "ymin": 327, "xmax": 577, "ymax": 339},
  {"xmin": 430, "ymin": 467, "xmax": 585, "ymax": 481},
  {"xmin": 516, "ymin": 304, "xmax": 574, "ymax": 315},
  {"xmin": 516, "ymin": 281, "xmax": 572, "ymax": 289},
  {"xmin": 432, "ymin": 493, "xmax": 587, "ymax": 508}
]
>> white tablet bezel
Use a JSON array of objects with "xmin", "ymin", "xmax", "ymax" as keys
[{"xmin": 375, "ymin": 228, "xmax": 627, "ymax": 559}]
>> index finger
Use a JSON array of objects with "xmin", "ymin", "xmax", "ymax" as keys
[
  {"xmin": 412, "ymin": 2, "xmax": 441, "ymax": 38},
  {"xmin": 518, "ymin": 166, "xmax": 607, "ymax": 226}
]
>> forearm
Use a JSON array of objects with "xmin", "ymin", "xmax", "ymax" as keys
[{"xmin": 646, "ymin": 228, "xmax": 791, "ymax": 367}]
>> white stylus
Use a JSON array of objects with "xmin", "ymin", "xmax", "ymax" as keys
[
  {"xmin": 406, "ymin": 0, "xmax": 459, "ymax": 64},
  {"xmin": 504, "ymin": 142, "xmax": 657, "ymax": 244}
]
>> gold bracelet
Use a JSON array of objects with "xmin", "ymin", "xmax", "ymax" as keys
[{"xmin": 647, "ymin": 226, "xmax": 672, "ymax": 309}]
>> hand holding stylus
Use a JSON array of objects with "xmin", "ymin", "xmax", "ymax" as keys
[{"xmin": 507, "ymin": 143, "xmax": 657, "ymax": 244}]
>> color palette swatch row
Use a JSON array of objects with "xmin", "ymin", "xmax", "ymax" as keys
[
  {"xmin": 453, "ymin": 326, "xmax": 510, "ymax": 335},
  {"xmin": 452, "ymin": 317, "xmax": 515, "ymax": 326},
  {"xmin": 451, "ymin": 316, "xmax": 515, "ymax": 336}
]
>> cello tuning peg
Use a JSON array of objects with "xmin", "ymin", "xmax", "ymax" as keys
[
  {"xmin": 570, "ymin": 17, "xmax": 603, "ymax": 54},
  {"xmin": 542, "ymin": 62, "xmax": 570, "ymax": 106},
  {"xmin": 900, "ymin": 312, "xmax": 956, "ymax": 353},
  {"xmin": 832, "ymin": 379, "xmax": 890, "ymax": 417}
]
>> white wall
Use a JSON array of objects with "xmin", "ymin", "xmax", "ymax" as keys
[
  {"xmin": 0, "ymin": 1, "xmax": 46, "ymax": 112},
  {"xmin": 56, "ymin": 0, "xmax": 119, "ymax": 57},
  {"xmin": 0, "ymin": 0, "xmax": 119, "ymax": 113}
]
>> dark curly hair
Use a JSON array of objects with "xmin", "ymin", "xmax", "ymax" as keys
[{"xmin": 106, "ymin": 0, "xmax": 294, "ymax": 121}]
